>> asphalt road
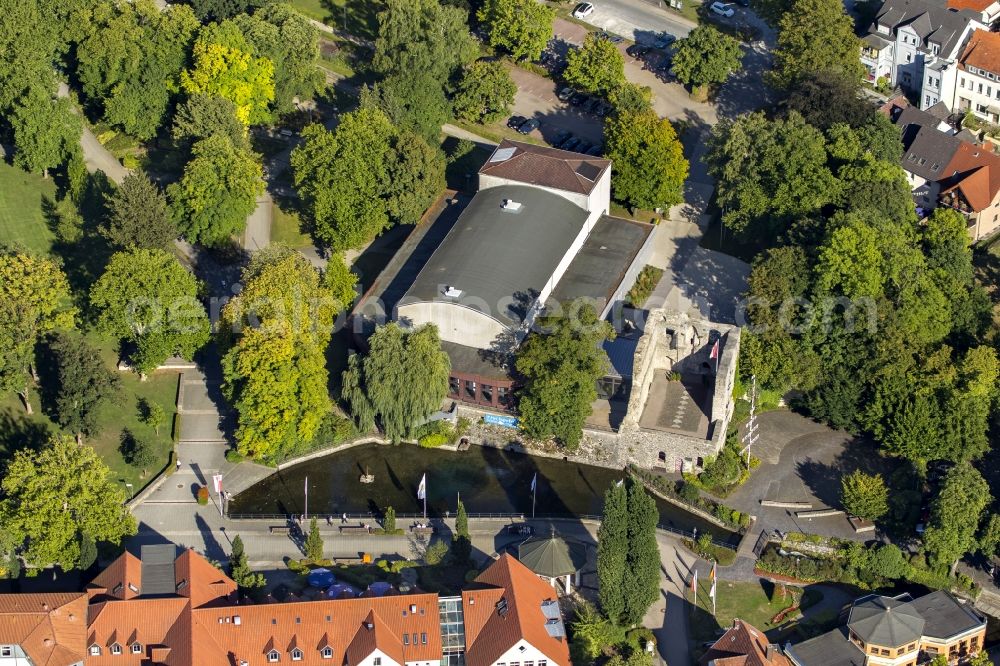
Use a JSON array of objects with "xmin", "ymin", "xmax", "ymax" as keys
[{"xmin": 576, "ymin": 0, "xmax": 697, "ymax": 41}]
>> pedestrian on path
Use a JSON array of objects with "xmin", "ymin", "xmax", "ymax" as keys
[
  {"xmin": 176, "ymin": 459, "xmax": 181, "ymax": 471},
  {"xmin": 342, "ymin": 513, "xmax": 347, "ymax": 524}
]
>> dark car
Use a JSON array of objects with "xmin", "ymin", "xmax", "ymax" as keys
[
  {"xmin": 507, "ymin": 115, "xmax": 527, "ymax": 130},
  {"xmin": 626, "ymin": 43, "xmax": 651, "ymax": 58},
  {"xmin": 597, "ymin": 31, "xmax": 624, "ymax": 43},
  {"xmin": 570, "ymin": 92, "xmax": 588, "ymax": 106},
  {"xmin": 595, "ymin": 101, "xmax": 612, "ymax": 117},
  {"xmin": 557, "ymin": 87, "xmax": 574, "ymax": 102},
  {"xmin": 736, "ymin": 0, "xmax": 750, "ymax": 7},
  {"xmin": 585, "ymin": 144, "xmax": 603, "ymax": 156},
  {"xmin": 562, "ymin": 136, "xmax": 581, "ymax": 151},
  {"xmin": 507, "ymin": 524, "xmax": 534, "ymax": 536},
  {"xmin": 551, "ymin": 129, "xmax": 571, "ymax": 147},
  {"xmin": 575, "ymin": 140, "xmax": 593, "ymax": 154},
  {"xmin": 517, "ymin": 118, "xmax": 540, "ymax": 134},
  {"xmin": 582, "ymin": 97, "xmax": 600, "ymax": 113},
  {"xmin": 653, "ymin": 33, "xmax": 676, "ymax": 49}
]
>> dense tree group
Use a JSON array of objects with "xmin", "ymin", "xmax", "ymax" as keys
[
  {"xmin": 605, "ymin": 110, "xmax": 689, "ymax": 210},
  {"xmin": 477, "ymin": 0, "xmax": 555, "ymax": 62},
  {"xmin": 564, "ymin": 34, "xmax": 626, "ymax": 96},
  {"xmin": 671, "ymin": 25, "xmax": 743, "ymax": 90}
]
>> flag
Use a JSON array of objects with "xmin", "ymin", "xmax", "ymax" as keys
[
  {"xmin": 690, "ymin": 569, "xmax": 698, "ymax": 596},
  {"xmin": 212, "ymin": 474, "xmax": 223, "ymax": 493},
  {"xmin": 417, "ymin": 474, "xmax": 426, "ymax": 500},
  {"xmin": 710, "ymin": 561, "xmax": 717, "ymax": 582},
  {"xmin": 709, "ymin": 576, "xmax": 717, "ymax": 604},
  {"xmin": 615, "ymin": 479, "xmax": 624, "ymax": 487},
  {"xmin": 709, "ymin": 339, "xmax": 720, "ymax": 360},
  {"xmin": 530, "ymin": 473, "xmax": 537, "ymax": 493}
]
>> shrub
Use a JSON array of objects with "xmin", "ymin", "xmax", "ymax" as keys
[
  {"xmin": 196, "ymin": 486, "xmax": 209, "ymax": 505},
  {"xmin": 697, "ymin": 533, "xmax": 713, "ymax": 551},
  {"xmin": 225, "ymin": 448, "xmax": 245, "ymax": 463},
  {"xmin": 424, "ymin": 540, "xmax": 449, "ymax": 565},
  {"xmin": 679, "ymin": 481, "xmax": 700, "ymax": 503},
  {"xmin": 625, "ymin": 265, "xmax": 665, "ymax": 307},
  {"xmin": 419, "ymin": 432, "xmax": 450, "ymax": 448},
  {"xmin": 464, "ymin": 569, "xmax": 479, "ymax": 582},
  {"xmin": 383, "ymin": 506, "xmax": 396, "ymax": 532},
  {"xmin": 122, "ymin": 154, "xmax": 140, "ymax": 169}
]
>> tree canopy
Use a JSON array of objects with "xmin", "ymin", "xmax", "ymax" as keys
[
  {"xmin": 341, "ymin": 323, "xmax": 451, "ymax": 442},
  {"xmin": 671, "ymin": 25, "xmax": 743, "ymax": 89},
  {"xmin": 771, "ymin": 0, "xmax": 863, "ymax": 89},
  {"xmin": 598, "ymin": 481, "xmax": 628, "ymax": 621},
  {"xmin": 40, "ymin": 331, "xmax": 121, "ymax": 441},
  {"xmin": 172, "ymin": 94, "xmax": 248, "ymax": 149},
  {"xmin": 11, "ymin": 89, "xmax": 81, "ymax": 177},
  {"xmin": 924, "ymin": 464, "xmax": 991, "ymax": 572},
  {"xmin": 169, "ymin": 134, "xmax": 264, "ymax": 246},
  {"xmin": 605, "ymin": 110, "xmax": 689, "ymax": 210},
  {"xmin": 516, "ymin": 302, "xmax": 613, "ymax": 450},
  {"xmin": 89, "ymin": 249, "xmax": 211, "ymax": 374},
  {"xmin": 477, "ymin": 0, "xmax": 555, "ymax": 62},
  {"xmin": 564, "ymin": 34, "xmax": 626, "ymax": 96},
  {"xmin": 0, "ymin": 435, "xmax": 137, "ymax": 569},
  {"xmin": 102, "ymin": 172, "xmax": 178, "ymax": 251},
  {"xmin": 453, "ymin": 60, "xmax": 518, "ymax": 125},
  {"xmin": 840, "ymin": 470, "xmax": 888, "ymax": 521}
]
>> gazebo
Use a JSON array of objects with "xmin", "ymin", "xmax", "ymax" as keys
[{"xmin": 516, "ymin": 533, "xmax": 588, "ymax": 595}]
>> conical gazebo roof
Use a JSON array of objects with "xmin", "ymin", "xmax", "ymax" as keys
[{"xmin": 515, "ymin": 533, "xmax": 587, "ymax": 578}]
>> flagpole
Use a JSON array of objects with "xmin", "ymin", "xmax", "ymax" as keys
[{"xmin": 304, "ymin": 476, "xmax": 308, "ymax": 521}]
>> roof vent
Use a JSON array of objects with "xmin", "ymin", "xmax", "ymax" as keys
[
  {"xmin": 497, "ymin": 598, "xmax": 509, "ymax": 617},
  {"xmin": 234, "ymin": 616, "xmax": 241, "ymax": 625},
  {"xmin": 442, "ymin": 285, "xmax": 463, "ymax": 298},
  {"xmin": 469, "ymin": 598, "xmax": 475, "ymax": 605},
  {"xmin": 366, "ymin": 622, "xmax": 374, "ymax": 630},
  {"xmin": 490, "ymin": 147, "xmax": 517, "ymax": 162},
  {"xmin": 501, "ymin": 199, "xmax": 522, "ymax": 211},
  {"xmin": 410, "ymin": 604, "xmax": 417, "ymax": 613}
]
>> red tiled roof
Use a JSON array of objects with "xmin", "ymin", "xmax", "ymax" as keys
[
  {"xmin": 959, "ymin": 29, "xmax": 1000, "ymax": 74},
  {"xmin": 0, "ymin": 593, "xmax": 88, "ymax": 666},
  {"xmin": 88, "ymin": 551, "xmax": 142, "ymax": 601},
  {"xmin": 174, "ymin": 548, "xmax": 237, "ymax": 608},
  {"xmin": 949, "ymin": 0, "xmax": 994, "ymax": 14},
  {"xmin": 700, "ymin": 619, "xmax": 791, "ymax": 666},
  {"xmin": 940, "ymin": 141, "xmax": 1000, "ymax": 211},
  {"xmin": 86, "ymin": 597, "xmax": 189, "ymax": 665},
  {"xmin": 464, "ymin": 554, "xmax": 571, "ymax": 666},
  {"xmin": 479, "ymin": 139, "xmax": 610, "ymax": 195}
]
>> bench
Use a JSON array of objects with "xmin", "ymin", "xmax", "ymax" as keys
[
  {"xmin": 411, "ymin": 527, "xmax": 434, "ymax": 535},
  {"xmin": 269, "ymin": 526, "xmax": 290, "ymax": 535},
  {"xmin": 339, "ymin": 525, "xmax": 371, "ymax": 534}
]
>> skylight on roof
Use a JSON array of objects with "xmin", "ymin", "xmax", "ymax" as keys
[{"xmin": 490, "ymin": 147, "xmax": 517, "ymax": 163}]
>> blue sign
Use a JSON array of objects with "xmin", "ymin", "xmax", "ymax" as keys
[{"xmin": 483, "ymin": 413, "xmax": 519, "ymax": 429}]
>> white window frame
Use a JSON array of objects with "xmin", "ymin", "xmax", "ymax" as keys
[
  {"xmin": 268, "ymin": 650, "xmax": 281, "ymax": 663},
  {"xmin": 131, "ymin": 643, "xmax": 142, "ymax": 654},
  {"xmin": 321, "ymin": 646, "xmax": 333, "ymax": 659},
  {"xmin": 111, "ymin": 643, "xmax": 122, "ymax": 655},
  {"xmin": 89, "ymin": 645, "xmax": 101, "ymax": 656},
  {"xmin": 291, "ymin": 648, "xmax": 303, "ymax": 661},
  {"xmin": 1, "ymin": 647, "xmax": 12, "ymax": 657}
]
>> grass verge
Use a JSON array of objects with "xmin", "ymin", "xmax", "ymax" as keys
[{"xmin": 0, "ymin": 161, "xmax": 57, "ymax": 255}]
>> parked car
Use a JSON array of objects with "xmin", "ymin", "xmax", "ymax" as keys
[
  {"xmin": 710, "ymin": 1, "xmax": 735, "ymax": 16},
  {"xmin": 557, "ymin": 87, "xmax": 574, "ymax": 102},
  {"xmin": 517, "ymin": 118, "xmax": 540, "ymax": 134},
  {"xmin": 570, "ymin": 92, "xmax": 587, "ymax": 106},
  {"xmin": 595, "ymin": 101, "xmax": 612, "ymax": 117},
  {"xmin": 586, "ymin": 145, "xmax": 603, "ymax": 156},
  {"xmin": 735, "ymin": 0, "xmax": 750, "ymax": 6},
  {"xmin": 597, "ymin": 31, "xmax": 624, "ymax": 43},
  {"xmin": 653, "ymin": 33, "xmax": 676, "ymax": 49},
  {"xmin": 626, "ymin": 43, "xmax": 651, "ymax": 58},
  {"xmin": 572, "ymin": 2, "xmax": 595, "ymax": 18},
  {"xmin": 576, "ymin": 140, "xmax": 593, "ymax": 153},
  {"xmin": 582, "ymin": 97, "xmax": 600, "ymax": 113},
  {"xmin": 562, "ymin": 136, "xmax": 581, "ymax": 151},
  {"xmin": 507, "ymin": 524, "xmax": 534, "ymax": 536},
  {"xmin": 507, "ymin": 115, "xmax": 527, "ymax": 130},
  {"xmin": 551, "ymin": 129, "xmax": 571, "ymax": 147}
]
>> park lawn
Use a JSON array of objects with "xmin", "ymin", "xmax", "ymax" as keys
[
  {"xmin": 0, "ymin": 334, "xmax": 179, "ymax": 497},
  {"xmin": 271, "ymin": 201, "xmax": 314, "ymax": 249},
  {"xmin": 287, "ymin": 0, "xmax": 380, "ymax": 39},
  {"xmin": 0, "ymin": 161, "xmax": 57, "ymax": 255},
  {"xmin": 688, "ymin": 579, "xmax": 813, "ymax": 648}
]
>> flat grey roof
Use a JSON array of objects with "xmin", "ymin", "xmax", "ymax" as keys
[
  {"xmin": 400, "ymin": 185, "xmax": 590, "ymax": 328},
  {"xmin": 906, "ymin": 590, "xmax": 985, "ymax": 640},
  {"xmin": 441, "ymin": 340, "xmax": 510, "ymax": 380},
  {"xmin": 544, "ymin": 216, "xmax": 650, "ymax": 311},
  {"xmin": 786, "ymin": 628, "xmax": 865, "ymax": 666},
  {"xmin": 139, "ymin": 544, "xmax": 176, "ymax": 597}
]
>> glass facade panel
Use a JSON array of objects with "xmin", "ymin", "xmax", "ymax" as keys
[{"xmin": 439, "ymin": 596, "xmax": 466, "ymax": 665}]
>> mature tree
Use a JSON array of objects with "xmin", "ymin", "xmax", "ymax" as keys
[
  {"xmin": 229, "ymin": 534, "xmax": 266, "ymax": 590},
  {"xmin": 0, "ymin": 435, "xmax": 136, "ymax": 569},
  {"xmin": 233, "ymin": 5, "xmax": 324, "ymax": 114},
  {"xmin": 707, "ymin": 111, "xmax": 838, "ymax": 236},
  {"xmin": 771, "ymin": 0, "xmax": 863, "ymax": 89},
  {"xmin": 324, "ymin": 255, "xmax": 359, "ymax": 312},
  {"xmin": 341, "ymin": 323, "xmax": 451, "ymax": 441},
  {"xmin": 383, "ymin": 506, "xmax": 396, "ymax": 532},
  {"xmin": 11, "ymin": 89, "xmax": 80, "ymax": 178},
  {"xmin": 180, "ymin": 21, "xmax": 275, "ymax": 126},
  {"xmin": 608, "ymin": 81, "xmax": 653, "ymax": 115},
  {"xmin": 924, "ymin": 464, "xmax": 991, "ymax": 574},
  {"xmin": 978, "ymin": 514, "xmax": 1000, "ymax": 557},
  {"xmin": 622, "ymin": 479, "xmax": 659, "ymax": 626},
  {"xmin": 478, "ymin": 0, "xmax": 555, "ymax": 62},
  {"xmin": 102, "ymin": 172, "xmax": 178, "ymax": 251},
  {"xmin": 868, "ymin": 543, "xmax": 907, "ymax": 580},
  {"xmin": 969, "ymin": 652, "xmax": 995, "ymax": 666},
  {"xmin": 291, "ymin": 109, "xmax": 395, "ymax": 249},
  {"xmin": 784, "ymin": 70, "xmax": 874, "ymax": 130},
  {"xmin": 815, "ymin": 216, "xmax": 885, "ymax": 300},
  {"xmin": 171, "ymin": 95, "xmax": 248, "ymax": 149},
  {"xmin": 386, "ymin": 132, "xmax": 446, "ymax": 225},
  {"xmin": 840, "ymin": 471, "xmax": 889, "ymax": 521},
  {"xmin": 671, "ymin": 25, "xmax": 743, "ymax": 89},
  {"xmin": 452, "ymin": 500, "xmax": 471, "ymax": 564},
  {"xmin": 221, "ymin": 248, "xmax": 338, "ymax": 461},
  {"xmin": 305, "ymin": 517, "xmax": 324, "ymax": 561},
  {"xmin": 571, "ymin": 602, "xmax": 627, "ymax": 662},
  {"xmin": 75, "ymin": 1, "xmax": 200, "ymax": 139},
  {"xmin": 453, "ymin": 60, "xmax": 517, "ymax": 124},
  {"xmin": 598, "ymin": 480, "xmax": 628, "ymax": 622},
  {"xmin": 0, "ymin": 0, "xmax": 59, "ymax": 114},
  {"xmin": 564, "ymin": 34, "xmax": 626, "ymax": 96},
  {"xmin": 90, "ymin": 249, "xmax": 210, "ymax": 375},
  {"xmin": 361, "ymin": 71, "xmax": 452, "ymax": 144},
  {"xmin": 516, "ymin": 302, "xmax": 613, "ymax": 450},
  {"xmin": 120, "ymin": 429, "xmax": 156, "ymax": 475},
  {"xmin": 0, "ymin": 251, "xmax": 75, "ymax": 413},
  {"xmin": 373, "ymin": 0, "xmax": 478, "ymax": 83},
  {"xmin": 78, "ymin": 532, "xmax": 98, "ymax": 571},
  {"xmin": 169, "ymin": 134, "xmax": 263, "ymax": 246},
  {"xmin": 190, "ymin": 0, "xmax": 265, "ymax": 21},
  {"xmin": 605, "ymin": 110, "xmax": 688, "ymax": 210},
  {"xmin": 140, "ymin": 399, "xmax": 167, "ymax": 436},
  {"xmin": 41, "ymin": 331, "xmax": 121, "ymax": 442}
]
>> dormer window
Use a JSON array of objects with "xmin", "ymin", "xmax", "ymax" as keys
[
  {"xmin": 131, "ymin": 643, "xmax": 143, "ymax": 654},
  {"xmin": 110, "ymin": 643, "xmax": 122, "ymax": 655},
  {"xmin": 321, "ymin": 647, "xmax": 333, "ymax": 659},
  {"xmin": 268, "ymin": 649, "xmax": 280, "ymax": 662},
  {"xmin": 291, "ymin": 648, "xmax": 303, "ymax": 661},
  {"xmin": 90, "ymin": 645, "xmax": 102, "ymax": 656}
]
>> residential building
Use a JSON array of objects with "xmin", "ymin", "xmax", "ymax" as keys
[
  {"xmin": 785, "ymin": 591, "xmax": 986, "ymax": 666},
  {"xmin": 860, "ymin": 0, "xmax": 983, "ymax": 106},
  {"xmin": 952, "ymin": 29, "xmax": 1000, "ymax": 121},
  {"xmin": 699, "ymin": 618, "xmax": 791, "ymax": 666},
  {"xmin": 0, "ymin": 545, "xmax": 570, "ymax": 666},
  {"xmin": 948, "ymin": 0, "xmax": 1000, "ymax": 27}
]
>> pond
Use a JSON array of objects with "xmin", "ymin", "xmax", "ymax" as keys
[{"xmin": 230, "ymin": 443, "xmax": 741, "ymax": 545}]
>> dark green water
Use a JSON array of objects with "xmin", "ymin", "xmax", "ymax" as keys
[{"xmin": 230, "ymin": 443, "xmax": 740, "ymax": 545}]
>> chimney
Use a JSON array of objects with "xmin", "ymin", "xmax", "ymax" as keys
[{"xmin": 766, "ymin": 644, "xmax": 778, "ymax": 661}]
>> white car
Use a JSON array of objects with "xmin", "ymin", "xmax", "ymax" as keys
[
  {"xmin": 710, "ymin": 1, "xmax": 735, "ymax": 16},
  {"xmin": 572, "ymin": 2, "xmax": 595, "ymax": 18}
]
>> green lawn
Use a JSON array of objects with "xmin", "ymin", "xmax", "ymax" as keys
[
  {"xmin": 272, "ymin": 201, "xmax": 314, "ymax": 249},
  {"xmin": 0, "ymin": 161, "xmax": 57, "ymax": 255},
  {"xmin": 287, "ymin": 0, "xmax": 381, "ymax": 39},
  {"xmin": 0, "ymin": 334, "xmax": 180, "ymax": 497}
]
